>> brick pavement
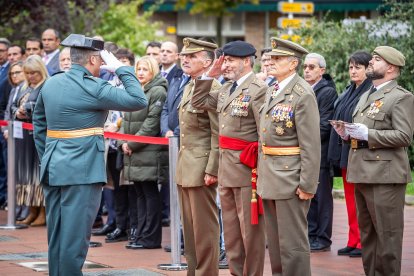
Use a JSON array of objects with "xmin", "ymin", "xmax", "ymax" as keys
[{"xmin": 0, "ymin": 200, "xmax": 413, "ymax": 275}]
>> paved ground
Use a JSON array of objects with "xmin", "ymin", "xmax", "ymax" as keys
[{"xmin": 0, "ymin": 200, "xmax": 413, "ymax": 275}]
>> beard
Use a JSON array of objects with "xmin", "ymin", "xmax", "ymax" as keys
[{"xmin": 366, "ymin": 66, "xmax": 385, "ymax": 80}]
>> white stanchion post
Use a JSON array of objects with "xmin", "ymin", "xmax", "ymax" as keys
[
  {"xmin": 158, "ymin": 136, "xmax": 187, "ymax": 270},
  {"xmin": 0, "ymin": 120, "xmax": 27, "ymax": 230}
]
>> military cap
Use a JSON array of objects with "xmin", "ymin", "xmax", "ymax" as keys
[
  {"xmin": 268, "ymin": 37, "xmax": 308, "ymax": 58},
  {"xmin": 60, "ymin": 34, "xmax": 104, "ymax": 51},
  {"xmin": 223, "ymin": 40, "xmax": 256, "ymax": 57},
  {"xmin": 373, "ymin": 46, "xmax": 405, "ymax": 67},
  {"xmin": 180, "ymin": 37, "xmax": 217, "ymax": 55}
]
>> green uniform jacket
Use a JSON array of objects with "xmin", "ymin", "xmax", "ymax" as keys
[
  {"xmin": 257, "ymin": 74, "xmax": 321, "ymax": 199},
  {"xmin": 120, "ymin": 73, "xmax": 168, "ymax": 182},
  {"xmin": 192, "ymin": 73, "xmax": 267, "ymax": 188},
  {"xmin": 347, "ymin": 80, "xmax": 414, "ymax": 184},
  {"xmin": 33, "ymin": 65, "xmax": 148, "ymax": 186}
]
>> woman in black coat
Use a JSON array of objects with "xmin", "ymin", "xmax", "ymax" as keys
[{"xmin": 328, "ymin": 51, "xmax": 372, "ymax": 257}]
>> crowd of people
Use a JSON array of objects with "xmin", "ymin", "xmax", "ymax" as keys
[{"xmin": 0, "ymin": 28, "xmax": 412, "ymax": 276}]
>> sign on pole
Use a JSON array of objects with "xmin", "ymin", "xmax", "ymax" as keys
[
  {"xmin": 277, "ymin": 17, "xmax": 311, "ymax": 29},
  {"xmin": 278, "ymin": 2, "xmax": 314, "ymax": 15}
]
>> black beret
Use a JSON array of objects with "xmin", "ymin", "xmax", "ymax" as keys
[
  {"xmin": 223, "ymin": 40, "xmax": 256, "ymax": 57},
  {"xmin": 61, "ymin": 34, "xmax": 104, "ymax": 51}
]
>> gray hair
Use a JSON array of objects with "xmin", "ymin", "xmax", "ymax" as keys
[
  {"xmin": 70, "ymin": 48, "xmax": 99, "ymax": 66},
  {"xmin": 305, "ymin": 53, "xmax": 326, "ymax": 68},
  {"xmin": 286, "ymin": 56, "xmax": 302, "ymax": 72},
  {"xmin": 249, "ymin": 56, "xmax": 255, "ymax": 68}
]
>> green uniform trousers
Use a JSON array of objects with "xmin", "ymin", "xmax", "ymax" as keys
[{"xmin": 43, "ymin": 183, "xmax": 102, "ymax": 276}]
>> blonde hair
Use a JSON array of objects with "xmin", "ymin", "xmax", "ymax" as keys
[
  {"xmin": 135, "ymin": 55, "xmax": 160, "ymax": 81},
  {"xmin": 23, "ymin": 55, "xmax": 48, "ymax": 89}
]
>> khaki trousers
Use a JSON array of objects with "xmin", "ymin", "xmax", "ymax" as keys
[
  {"xmin": 220, "ymin": 186, "xmax": 265, "ymax": 276},
  {"xmin": 178, "ymin": 184, "xmax": 219, "ymax": 276},
  {"xmin": 355, "ymin": 183, "xmax": 406, "ymax": 276},
  {"xmin": 263, "ymin": 197, "xmax": 311, "ymax": 276}
]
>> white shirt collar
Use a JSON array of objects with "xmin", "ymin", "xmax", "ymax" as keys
[
  {"xmin": 161, "ymin": 63, "xmax": 176, "ymax": 75},
  {"xmin": 44, "ymin": 49, "xmax": 60, "ymax": 64},
  {"xmin": 375, "ymin": 80, "xmax": 393, "ymax": 91},
  {"xmin": 236, "ymin": 71, "xmax": 253, "ymax": 86},
  {"xmin": 277, "ymin": 73, "xmax": 296, "ymax": 92}
]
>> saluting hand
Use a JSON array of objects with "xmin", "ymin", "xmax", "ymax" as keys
[
  {"xmin": 296, "ymin": 187, "xmax": 314, "ymax": 200},
  {"xmin": 206, "ymin": 55, "xmax": 224, "ymax": 79},
  {"xmin": 204, "ymin": 173, "xmax": 217, "ymax": 186},
  {"xmin": 100, "ymin": 50, "xmax": 125, "ymax": 73}
]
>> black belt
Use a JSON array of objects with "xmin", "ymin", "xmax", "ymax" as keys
[{"xmin": 351, "ymin": 139, "xmax": 368, "ymax": 149}]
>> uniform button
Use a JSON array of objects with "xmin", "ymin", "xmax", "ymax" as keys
[
  {"xmin": 262, "ymin": 143, "xmax": 266, "ymax": 146},
  {"xmin": 285, "ymin": 165, "xmax": 289, "ymax": 169},
  {"xmin": 181, "ymin": 134, "xmax": 184, "ymax": 137},
  {"xmin": 266, "ymin": 114, "xmax": 269, "ymax": 118},
  {"xmin": 222, "ymin": 124, "xmax": 225, "ymax": 128},
  {"xmin": 181, "ymin": 121, "xmax": 184, "ymax": 125},
  {"xmin": 182, "ymin": 146, "xmax": 185, "ymax": 149},
  {"xmin": 182, "ymin": 109, "xmax": 185, "ymax": 112},
  {"xmin": 360, "ymin": 113, "xmax": 364, "ymax": 116},
  {"xmin": 376, "ymin": 155, "xmax": 380, "ymax": 159},
  {"xmin": 192, "ymin": 109, "xmax": 196, "ymax": 112},
  {"xmin": 353, "ymin": 149, "xmax": 356, "ymax": 152},
  {"xmin": 372, "ymin": 146, "xmax": 375, "ymax": 149},
  {"xmin": 263, "ymin": 128, "xmax": 266, "ymax": 132},
  {"xmin": 223, "ymin": 112, "xmax": 227, "ymax": 116},
  {"xmin": 205, "ymin": 152, "xmax": 208, "ymax": 156}
]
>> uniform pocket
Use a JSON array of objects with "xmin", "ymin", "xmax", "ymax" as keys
[{"xmin": 273, "ymin": 155, "xmax": 301, "ymax": 170}]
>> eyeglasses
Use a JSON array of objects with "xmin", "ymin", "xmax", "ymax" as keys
[
  {"xmin": 303, "ymin": 64, "xmax": 320, "ymax": 70},
  {"xmin": 10, "ymin": 71, "xmax": 23, "ymax": 76}
]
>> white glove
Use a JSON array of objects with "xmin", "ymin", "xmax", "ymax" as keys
[
  {"xmin": 100, "ymin": 50, "xmax": 124, "ymax": 72},
  {"xmin": 330, "ymin": 121, "xmax": 349, "ymax": 140},
  {"xmin": 345, "ymin": 123, "xmax": 368, "ymax": 141}
]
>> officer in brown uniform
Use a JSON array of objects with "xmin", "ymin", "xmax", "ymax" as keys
[
  {"xmin": 175, "ymin": 37, "xmax": 220, "ymax": 276},
  {"xmin": 257, "ymin": 38, "xmax": 321, "ymax": 276},
  {"xmin": 191, "ymin": 41, "xmax": 267, "ymax": 275},
  {"xmin": 334, "ymin": 46, "xmax": 414, "ymax": 276}
]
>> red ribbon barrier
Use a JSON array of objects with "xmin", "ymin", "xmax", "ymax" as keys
[{"xmin": 0, "ymin": 120, "xmax": 169, "ymax": 145}]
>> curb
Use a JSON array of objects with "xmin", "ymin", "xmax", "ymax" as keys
[{"xmin": 333, "ymin": 189, "xmax": 414, "ymax": 206}]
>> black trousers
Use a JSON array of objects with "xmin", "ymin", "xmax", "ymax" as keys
[
  {"xmin": 107, "ymin": 151, "xmax": 137, "ymax": 230},
  {"xmin": 134, "ymin": 180, "xmax": 162, "ymax": 248},
  {"xmin": 307, "ymin": 168, "xmax": 333, "ymax": 246}
]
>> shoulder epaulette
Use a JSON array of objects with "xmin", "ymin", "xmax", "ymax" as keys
[
  {"xmin": 212, "ymin": 79, "xmax": 222, "ymax": 90},
  {"xmin": 252, "ymin": 77, "xmax": 266, "ymax": 87},
  {"xmin": 396, "ymin": 85, "xmax": 411, "ymax": 94},
  {"xmin": 293, "ymin": 84, "xmax": 306, "ymax": 95}
]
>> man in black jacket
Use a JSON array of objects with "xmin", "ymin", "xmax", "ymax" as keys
[{"xmin": 304, "ymin": 53, "xmax": 338, "ymax": 252}]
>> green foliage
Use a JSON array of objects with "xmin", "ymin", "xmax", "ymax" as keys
[
  {"xmin": 175, "ymin": 0, "xmax": 258, "ymax": 16},
  {"xmin": 94, "ymin": 0, "xmax": 163, "ymax": 55}
]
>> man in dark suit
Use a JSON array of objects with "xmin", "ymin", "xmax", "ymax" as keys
[
  {"xmin": 160, "ymin": 41, "xmax": 182, "ymax": 85},
  {"xmin": 0, "ymin": 38, "xmax": 11, "ymax": 209},
  {"xmin": 160, "ymin": 53, "xmax": 187, "ymax": 227},
  {"xmin": 303, "ymin": 53, "xmax": 338, "ymax": 252},
  {"xmin": 41, "ymin": 28, "xmax": 60, "ymax": 75}
]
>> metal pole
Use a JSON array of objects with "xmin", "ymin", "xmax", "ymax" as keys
[
  {"xmin": 288, "ymin": 0, "xmax": 294, "ymax": 36},
  {"xmin": 158, "ymin": 136, "xmax": 187, "ymax": 270},
  {"xmin": 0, "ymin": 120, "xmax": 27, "ymax": 230}
]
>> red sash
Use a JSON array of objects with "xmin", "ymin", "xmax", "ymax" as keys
[{"xmin": 219, "ymin": 135, "xmax": 264, "ymax": 225}]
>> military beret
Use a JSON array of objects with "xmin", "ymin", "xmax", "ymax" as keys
[
  {"xmin": 180, "ymin": 37, "xmax": 218, "ymax": 55},
  {"xmin": 223, "ymin": 40, "xmax": 256, "ymax": 57},
  {"xmin": 268, "ymin": 37, "xmax": 308, "ymax": 58},
  {"xmin": 373, "ymin": 46, "xmax": 405, "ymax": 67},
  {"xmin": 61, "ymin": 34, "xmax": 104, "ymax": 51}
]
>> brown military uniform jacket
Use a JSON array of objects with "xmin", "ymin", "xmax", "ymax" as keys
[
  {"xmin": 347, "ymin": 80, "xmax": 414, "ymax": 184},
  {"xmin": 192, "ymin": 73, "xmax": 267, "ymax": 188},
  {"xmin": 257, "ymin": 74, "xmax": 321, "ymax": 200},
  {"xmin": 176, "ymin": 79, "xmax": 220, "ymax": 187}
]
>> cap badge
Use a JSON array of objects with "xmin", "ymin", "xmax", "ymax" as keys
[
  {"xmin": 271, "ymin": 40, "xmax": 277, "ymax": 49},
  {"xmin": 183, "ymin": 39, "xmax": 190, "ymax": 47}
]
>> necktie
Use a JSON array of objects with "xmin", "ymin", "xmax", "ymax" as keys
[
  {"xmin": 229, "ymin": 82, "xmax": 238, "ymax": 94},
  {"xmin": 161, "ymin": 71, "xmax": 168, "ymax": 78},
  {"xmin": 369, "ymin": 86, "xmax": 377, "ymax": 96},
  {"xmin": 271, "ymin": 81, "xmax": 280, "ymax": 98}
]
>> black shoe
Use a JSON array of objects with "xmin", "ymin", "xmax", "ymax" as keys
[
  {"xmin": 162, "ymin": 218, "xmax": 170, "ymax": 227},
  {"xmin": 218, "ymin": 254, "xmax": 229, "ymax": 269},
  {"xmin": 92, "ymin": 224, "xmax": 116, "ymax": 236},
  {"xmin": 126, "ymin": 241, "xmax": 161, "ymax": 250},
  {"xmin": 164, "ymin": 244, "xmax": 184, "ymax": 254},
  {"xmin": 337, "ymin": 246, "xmax": 356, "ymax": 256},
  {"xmin": 349, "ymin": 248, "xmax": 362, "ymax": 258},
  {"xmin": 128, "ymin": 228, "xmax": 138, "ymax": 243},
  {"xmin": 92, "ymin": 218, "xmax": 104, "ymax": 229},
  {"xmin": 105, "ymin": 228, "xmax": 128, "ymax": 243},
  {"xmin": 89, "ymin": 241, "xmax": 102, "ymax": 248},
  {"xmin": 310, "ymin": 242, "xmax": 331, "ymax": 252}
]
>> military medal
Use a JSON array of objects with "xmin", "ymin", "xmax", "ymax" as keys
[
  {"xmin": 367, "ymin": 100, "xmax": 384, "ymax": 116},
  {"xmin": 289, "ymin": 95, "xmax": 294, "ymax": 102},
  {"xmin": 230, "ymin": 94, "xmax": 250, "ymax": 117},
  {"xmin": 275, "ymin": 126, "xmax": 284, "ymax": 135},
  {"xmin": 286, "ymin": 120, "xmax": 293, "ymax": 128}
]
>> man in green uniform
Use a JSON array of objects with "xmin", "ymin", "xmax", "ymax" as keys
[
  {"xmin": 257, "ymin": 38, "xmax": 321, "ymax": 276},
  {"xmin": 33, "ymin": 34, "xmax": 147, "ymax": 276},
  {"xmin": 334, "ymin": 46, "xmax": 414, "ymax": 276}
]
